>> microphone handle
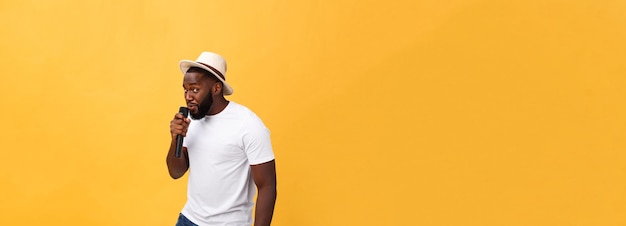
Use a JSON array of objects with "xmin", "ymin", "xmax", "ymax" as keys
[
  {"xmin": 175, "ymin": 107, "xmax": 189, "ymax": 158},
  {"xmin": 175, "ymin": 135, "xmax": 184, "ymax": 158}
]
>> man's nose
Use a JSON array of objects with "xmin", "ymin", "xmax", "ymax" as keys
[{"xmin": 185, "ymin": 92, "xmax": 193, "ymax": 101}]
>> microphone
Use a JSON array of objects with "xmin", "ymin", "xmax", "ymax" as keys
[{"xmin": 175, "ymin": 107, "xmax": 189, "ymax": 158}]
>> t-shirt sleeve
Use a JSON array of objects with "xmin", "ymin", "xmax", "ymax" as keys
[{"xmin": 243, "ymin": 117, "xmax": 275, "ymax": 165}]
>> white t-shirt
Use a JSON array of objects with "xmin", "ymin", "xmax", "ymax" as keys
[{"xmin": 181, "ymin": 101, "xmax": 275, "ymax": 226}]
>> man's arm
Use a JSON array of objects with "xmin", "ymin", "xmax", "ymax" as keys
[
  {"xmin": 166, "ymin": 141, "xmax": 189, "ymax": 179},
  {"xmin": 166, "ymin": 112, "xmax": 190, "ymax": 179},
  {"xmin": 251, "ymin": 160, "xmax": 277, "ymax": 226}
]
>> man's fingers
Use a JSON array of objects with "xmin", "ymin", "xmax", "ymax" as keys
[{"xmin": 171, "ymin": 113, "xmax": 190, "ymax": 137}]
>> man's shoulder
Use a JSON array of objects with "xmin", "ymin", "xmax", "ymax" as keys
[
  {"xmin": 228, "ymin": 101, "xmax": 259, "ymax": 118},
  {"xmin": 228, "ymin": 101, "xmax": 267, "ymax": 128}
]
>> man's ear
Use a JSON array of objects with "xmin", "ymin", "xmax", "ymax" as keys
[{"xmin": 213, "ymin": 82, "xmax": 223, "ymax": 95}]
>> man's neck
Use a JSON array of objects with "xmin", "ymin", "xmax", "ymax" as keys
[{"xmin": 208, "ymin": 98, "xmax": 229, "ymax": 115}]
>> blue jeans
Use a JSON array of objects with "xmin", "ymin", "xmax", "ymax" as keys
[{"xmin": 176, "ymin": 213, "xmax": 198, "ymax": 226}]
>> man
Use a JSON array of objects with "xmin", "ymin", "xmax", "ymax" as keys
[{"xmin": 167, "ymin": 52, "xmax": 277, "ymax": 226}]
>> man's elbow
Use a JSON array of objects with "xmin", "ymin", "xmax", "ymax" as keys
[{"xmin": 168, "ymin": 170, "xmax": 185, "ymax": 179}]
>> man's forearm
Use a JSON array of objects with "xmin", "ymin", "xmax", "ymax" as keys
[
  {"xmin": 254, "ymin": 186, "xmax": 277, "ymax": 226},
  {"xmin": 166, "ymin": 139, "xmax": 188, "ymax": 179}
]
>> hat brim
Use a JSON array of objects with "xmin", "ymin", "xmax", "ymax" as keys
[{"xmin": 180, "ymin": 60, "xmax": 234, "ymax": 95}]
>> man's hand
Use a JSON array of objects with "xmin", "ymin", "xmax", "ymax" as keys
[{"xmin": 170, "ymin": 112, "xmax": 191, "ymax": 139}]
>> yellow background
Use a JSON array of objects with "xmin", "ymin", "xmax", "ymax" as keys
[{"xmin": 1, "ymin": 0, "xmax": 625, "ymax": 225}]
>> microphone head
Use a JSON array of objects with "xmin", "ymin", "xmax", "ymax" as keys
[{"xmin": 179, "ymin": 107, "xmax": 189, "ymax": 117}]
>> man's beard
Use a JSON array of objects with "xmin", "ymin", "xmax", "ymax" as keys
[{"xmin": 190, "ymin": 93, "xmax": 213, "ymax": 120}]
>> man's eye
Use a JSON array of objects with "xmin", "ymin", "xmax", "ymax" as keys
[{"xmin": 193, "ymin": 88, "xmax": 200, "ymax": 93}]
